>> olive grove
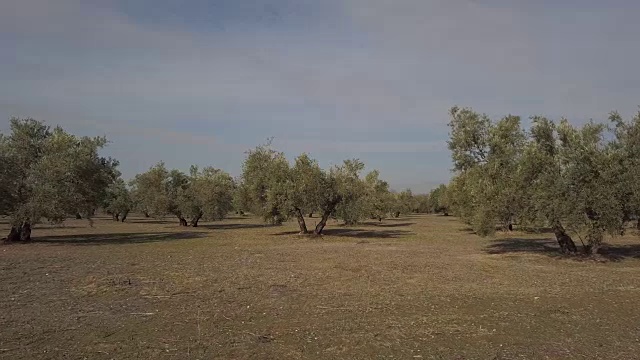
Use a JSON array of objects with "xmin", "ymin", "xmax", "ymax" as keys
[{"xmin": 446, "ymin": 107, "xmax": 640, "ymax": 255}]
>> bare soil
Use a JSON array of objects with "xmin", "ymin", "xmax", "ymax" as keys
[{"xmin": 1, "ymin": 214, "xmax": 640, "ymax": 359}]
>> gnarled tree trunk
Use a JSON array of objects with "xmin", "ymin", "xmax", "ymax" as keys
[
  {"xmin": 178, "ymin": 216, "xmax": 188, "ymax": 226},
  {"xmin": 190, "ymin": 212, "xmax": 203, "ymax": 227},
  {"xmin": 20, "ymin": 222, "xmax": 31, "ymax": 242},
  {"xmin": 75, "ymin": 213, "xmax": 82, "ymax": 219},
  {"xmin": 143, "ymin": 211, "xmax": 150, "ymax": 218},
  {"xmin": 314, "ymin": 197, "xmax": 341, "ymax": 235},
  {"xmin": 584, "ymin": 226, "xmax": 603, "ymax": 255},
  {"xmin": 314, "ymin": 211, "xmax": 331, "ymax": 235},
  {"xmin": 121, "ymin": 211, "xmax": 128, "ymax": 222},
  {"xmin": 5, "ymin": 222, "xmax": 32, "ymax": 243},
  {"xmin": 294, "ymin": 208, "xmax": 308, "ymax": 234},
  {"xmin": 552, "ymin": 222, "xmax": 577, "ymax": 254}
]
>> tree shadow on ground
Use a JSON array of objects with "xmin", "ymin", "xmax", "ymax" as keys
[
  {"xmin": 128, "ymin": 219, "xmax": 176, "ymax": 225},
  {"xmin": 484, "ymin": 237, "xmax": 640, "ymax": 261},
  {"xmin": 597, "ymin": 244, "xmax": 640, "ymax": 261},
  {"xmin": 484, "ymin": 238, "xmax": 560, "ymax": 256},
  {"xmin": 384, "ymin": 217, "xmax": 414, "ymax": 222},
  {"xmin": 196, "ymin": 223, "xmax": 275, "ymax": 230},
  {"xmin": 30, "ymin": 232, "xmax": 206, "ymax": 246},
  {"xmin": 361, "ymin": 222, "xmax": 415, "ymax": 228},
  {"xmin": 273, "ymin": 228, "xmax": 413, "ymax": 239}
]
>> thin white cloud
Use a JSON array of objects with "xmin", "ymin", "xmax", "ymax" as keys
[{"xmin": 2, "ymin": 0, "xmax": 640, "ymax": 190}]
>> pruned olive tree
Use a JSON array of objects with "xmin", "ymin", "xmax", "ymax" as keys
[
  {"xmin": 391, "ymin": 189, "xmax": 415, "ymax": 218},
  {"xmin": 176, "ymin": 166, "xmax": 235, "ymax": 227},
  {"xmin": 363, "ymin": 170, "xmax": 393, "ymax": 221},
  {"xmin": 412, "ymin": 194, "xmax": 431, "ymax": 213},
  {"xmin": 554, "ymin": 119, "xmax": 623, "ymax": 254},
  {"xmin": 102, "ymin": 178, "xmax": 133, "ymax": 222},
  {"xmin": 333, "ymin": 159, "xmax": 368, "ymax": 225},
  {"xmin": 609, "ymin": 110, "xmax": 640, "ymax": 232},
  {"xmin": 427, "ymin": 184, "xmax": 449, "ymax": 216},
  {"xmin": 238, "ymin": 143, "xmax": 291, "ymax": 225},
  {"xmin": 289, "ymin": 154, "xmax": 324, "ymax": 233},
  {"xmin": 130, "ymin": 163, "xmax": 190, "ymax": 226},
  {"xmin": 447, "ymin": 107, "xmax": 527, "ymax": 235},
  {"xmin": 1, "ymin": 117, "xmax": 118, "ymax": 242},
  {"xmin": 238, "ymin": 143, "xmax": 374, "ymax": 235},
  {"xmin": 518, "ymin": 117, "xmax": 579, "ymax": 253}
]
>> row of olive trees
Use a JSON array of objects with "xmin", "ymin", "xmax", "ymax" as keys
[
  {"xmin": 1, "ymin": 118, "xmax": 420, "ymax": 241},
  {"xmin": 111, "ymin": 145, "xmax": 417, "ymax": 233},
  {"xmin": 115, "ymin": 163, "xmax": 236, "ymax": 227},
  {"xmin": 445, "ymin": 107, "xmax": 640, "ymax": 255},
  {"xmin": 232, "ymin": 143, "xmax": 417, "ymax": 235}
]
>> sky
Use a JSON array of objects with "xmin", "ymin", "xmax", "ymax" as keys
[{"xmin": 2, "ymin": 0, "xmax": 640, "ymax": 193}]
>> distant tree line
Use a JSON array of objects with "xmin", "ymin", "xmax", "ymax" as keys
[{"xmin": 1, "ymin": 118, "xmax": 430, "ymax": 242}]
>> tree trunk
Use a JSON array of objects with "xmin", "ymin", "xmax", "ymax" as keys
[
  {"xmin": 179, "ymin": 216, "xmax": 188, "ymax": 227},
  {"xmin": 394, "ymin": 212, "xmax": 400, "ymax": 218},
  {"xmin": 121, "ymin": 212, "xmax": 128, "ymax": 222},
  {"xmin": 637, "ymin": 218, "xmax": 640, "ymax": 230},
  {"xmin": 190, "ymin": 213, "xmax": 203, "ymax": 227},
  {"xmin": 6, "ymin": 226, "xmax": 20, "ymax": 242},
  {"xmin": 75, "ymin": 213, "xmax": 82, "ymax": 219},
  {"xmin": 295, "ymin": 208, "xmax": 308, "ymax": 234},
  {"xmin": 5, "ymin": 222, "xmax": 32, "ymax": 243},
  {"xmin": 314, "ymin": 211, "xmax": 331, "ymax": 235},
  {"xmin": 584, "ymin": 226, "xmax": 603, "ymax": 255},
  {"xmin": 552, "ymin": 222, "xmax": 577, "ymax": 254},
  {"xmin": 113, "ymin": 213, "xmax": 119, "ymax": 221},
  {"xmin": 20, "ymin": 222, "xmax": 31, "ymax": 242},
  {"xmin": 308, "ymin": 213, "xmax": 313, "ymax": 218},
  {"xmin": 143, "ymin": 211, "xmax": 150, "ymax": 218}
]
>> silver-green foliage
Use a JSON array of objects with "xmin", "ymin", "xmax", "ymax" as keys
[
  {"xmin": 177, "ymin": 166, "xmax": 235, "ymax": 225},
  {"xmin": 1, "ymin": 117, "xmax": 118, "ymax": 240},
  {"xmin": 447, "ymin": 106, "xmax": 640, "ymax": 253}
]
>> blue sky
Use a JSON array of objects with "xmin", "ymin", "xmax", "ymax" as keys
[{"xmin": 2, "ymin": 0, "xmax": 640, "ymax": 193}]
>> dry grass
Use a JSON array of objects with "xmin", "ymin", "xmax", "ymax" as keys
[{"xmin": 1, "ymin": 214, "xmax": 640, "ymax": 359}]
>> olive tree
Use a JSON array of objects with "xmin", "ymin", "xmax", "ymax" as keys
[
  {"xmin": 448, "ymin": 106, "xmax": 528, "ymax": 231},
  {"xmin": 333, "ymin": 159, "xmax": 368, "ymax": 225},
  {"xmin": 238, "ymin": 143, "xmax": 291, "ymax": 225},
  {"xmin": 363, "ymin": 170, "xmax": 393, "ymax": 221},
  {"xmin": 238, "ymin": 143, "xmax": 374, "ymax": 235},
  {"xmin": 554, "ymin": 119, "xmax": 623, "ymax": 254},
  {"xmin": 1, "ymin": 117, "xmax": 118, "ymax": 242},
  {"xmin": 609, "ymin": 111, "xmax": 640, "ymax": 231},
  {"xmin": 130, "ymin": 163, "xmax": 190, "ymax": 226},
  {"xmin": 102, "ymin": 178, "xmax": 133, "ymax": 222},
  {"xmin": 412, "ymin": 194, "xmax": 431, "ymax": 213},
  {"xmin": 390, "ymin": 189, "xmax": 415, "ymax": 218},
  {"xmin": 427, "ymin": 184, "xmax": 449, "ymax": 215},
  {"xmin": 177, "ymin": 166, "xmax": 235, "ymax": 227}
]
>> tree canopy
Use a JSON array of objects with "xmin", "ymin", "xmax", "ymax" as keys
[
  {"xmin": 446, "ymin": 107, "xmax": 640, "ymax": 254},
  {"xmin": 1, "ymin": 117, "xmax": 118, "ymax": 241}
]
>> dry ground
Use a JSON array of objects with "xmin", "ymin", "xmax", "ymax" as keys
[{"xmin": 1, "ymin": 214, "xmax": 640, "ymax": 359}]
